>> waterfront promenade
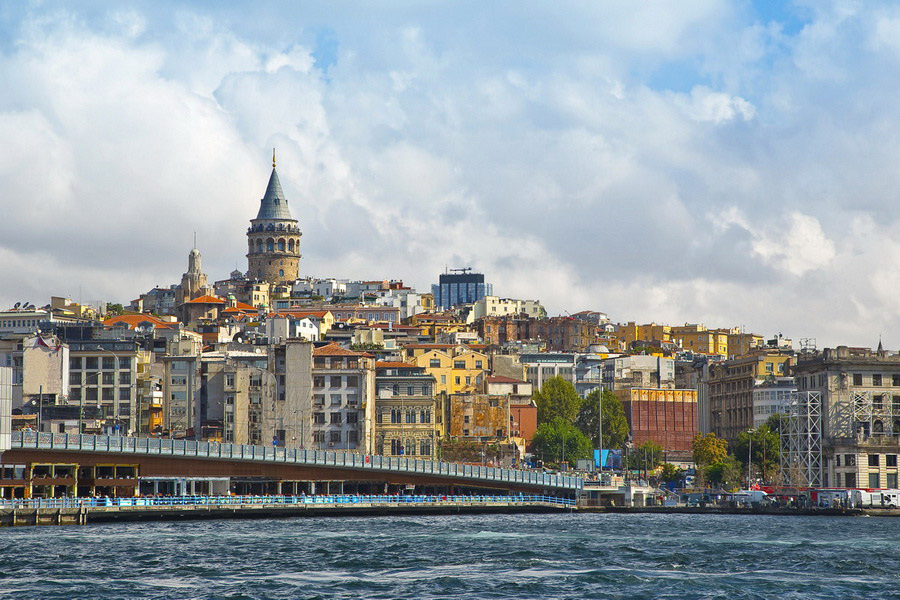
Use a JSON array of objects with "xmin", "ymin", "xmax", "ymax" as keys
[{"xmin": 0, "ymin": 493, "xmax": 576, "ymax": 526}]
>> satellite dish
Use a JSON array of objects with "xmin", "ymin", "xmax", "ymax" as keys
[{"xmin": 13, "ymin": 302, "xmax": 20, "ymax": 309}]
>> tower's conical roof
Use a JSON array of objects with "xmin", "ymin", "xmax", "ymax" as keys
[{"xmin": 255, "ymin": 167, "xmax": 293, "ymax": 220}]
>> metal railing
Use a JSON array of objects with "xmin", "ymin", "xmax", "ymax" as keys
[
  {"xmin": 0, "ymin": 494, "xmax": 577, "ymax": 510},
  {"xmin": 10, "ymin": 432, "xmax": 583, "ymax": 491}
]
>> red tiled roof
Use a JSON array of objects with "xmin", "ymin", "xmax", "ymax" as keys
[
  {"xmin": 185, "ymin": 295, "xmax": 225, "ymax": 304},
  {"xmin": 103, "ymin": 314, "xmax": 175, "ymax": 330},
  {"xmin": 313, "ymin": 343, "xmax": 364, "ymax": 357}
]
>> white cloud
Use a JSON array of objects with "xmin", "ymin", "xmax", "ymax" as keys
[{"xmin": 6, "ymin": 2, "xmax": 900, "ymax": 349}]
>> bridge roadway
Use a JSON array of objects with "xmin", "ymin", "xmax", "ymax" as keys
[{"xmin": 4, "ymin": 432, "xmax": 583, "ymax": 494}]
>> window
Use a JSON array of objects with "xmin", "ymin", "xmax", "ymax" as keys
[
  {"xmin": 874, "ymin": 395, "xmax": 884, "ymax": 410},
  {"xmin": 314, "ymin": 394, "xmax": 325, "ymax": 406},
  {"xmin": 463, "ymin": 429, "xmax": 469, "ymax": 436},
  {"xmin": 887, "ymin": 454, "xmax": 898, "ymax": 467},
  {"xmin": 313, "ymin": 376, "xmax": 325, "ymax": 389},
  {"xmin": 69, "ymin": 372, "xmax": 81, "ymax": 385},
  {"xmin": 119, "ymin": 388, "xmax": 130, "ymax": 401},
  {"xmin": 853, "ymin": 373, "xmax": 863, "ymax": 385},
  {"xmin": 346, "ymin": 376, "xmax": 358, "ymax": 388},
  {"xmin": 475, "ymin": 360, "xmax": 483, "ymax": 369},
  {"xmin": 102, "ymin": 357, "xmax": 115, "ymax": 370},
  {"xmin": 454, "ymin": 361, "xmax": 465, "ymax": 369},
  {"xmin": 874, "ymin": 374, "xmax": 883, "ymax": 386},
  {"xmin": 869, "ymin": 454, "xmax": 880, "ymax": 467},
  {"xmin": 329, "ymin": 431, "xmax": 341, "ymax": 443},
  {"xmin": 347, "ymin": 394, "xmax": 359, "ymax": 405},
  {"xmin": 346, "ymin": 412, "xmax": 358, "ymax": 424},
  {"xmin": 465, "ymin": 376, "xmax": 471, "ymax": 385},
  {"xmin": 331, "ymin": 394, "xmax": 342, "ymax": 406},
  {"xmin": 888, "ymin": 473, "xmax": 898, "ymax": 489},
  {"xmin": 845, "ymin": 454, "xmax": 856, "ymax": 467},
  {"xmin": 85, "ymin": 357, "xmax": 98, "ymax": 370},
  {"xmin": 765, "ymin": 362, "xmax": 773, "ymax": 373},
  {"xmin": 422, "ymin": 409, "xmax": 431, "ymax": 423},
  {"xmin": 894, "ymin": 374, "xmax": 900, "ymax": 387},
  {"xmin": 348, "ymin": 430, "xmax": 358, "ymax": 444},
  {"xmin": 70, "ymin": 388, "xmax": 81, "ymax": 401},
  {"xmin": 70, "ymin": 357, "xmax": 82, "ymax": 370},
  {"xmin": 441, "ymin": 375, "xmax": 446, "ymax": 384},
  {"xmin": 225, "ymin": 374, "xmax": 235, "ymax": 387},
  {"xmin": 313, "ymin": 412, "xmax": 325, "ymax": 424},
  {"xmin": 406, "ymin": 410, "xmax": 415, "ymax": 423},
  {"xmin": 101, "ymin": 372, "xmax": 114, "ymax": 385},
  {"xmin": 869, "ymin": 472, "xmax": 881, "ymax": 488},
  {"xmin": 455, "ymin": 377, "xmax": 460, "ymax": 385},
  {"xmin": 330, "ymin": 413, "xmax": 342, "ymax": 424},
  {"xmin": 420, "ymin": 439, "xmax": 430, "ymax": 456},
  {"xmin": 407, "ymin": 386, "xmax": 414, "ymax": 396},
  {"xmin": 102, "ymin": 388, "xmax": 114, "ymax": 401},
  {"xmin": 464, "ymin": 415, "xmax": 470, "ymax": 424},
  {"xmin": 119, "ymin": 357, "xmax": 131, "ymax": 370},
  {"xmin": 119, "ymin": 372, "xmax": 131, "ymax": 385},
  {"xmin": 313, "ymin": 431, "xmax": 325, "ymax": 443},
  {"xmin": 430, "ymin": 359, "xmax": 441, "ymax": 368},
  {"xmin": 392, "ymin": 384, "xmax": 399, "ymax": 396},
  {"xmin": 845, "ymin": 473, "xmax": 857, "ymax": 488}
]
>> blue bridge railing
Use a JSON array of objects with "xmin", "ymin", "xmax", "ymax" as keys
[
  {"xmin": 10, "ymin": 432, "xmax": 583, "ymax": 491},
  {"xmin": 0, "ymin": 494, "xmax": 577, "ymax": 510}
]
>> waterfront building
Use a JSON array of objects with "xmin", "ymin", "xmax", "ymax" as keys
[
  {"xmin": 174, "ymin": 246, "xmax": 212, "ymax": 307},
  {"xmin": 0, "ymin": 365, "xmax": 10, "ymax": 452},
  {"xmin": 309, "ymin": 343, "xmax": 376, "ymax": 452},
  {"xmin": 705, "ymin": 347, "xmax": 793, "ymax": 440},
  {"xmin": 68, "ymin": 340, "xmax": 150, "ymax": 435},
  {"xmin": 199, "ymin": 350, "xmax": 273, "ymax": 444},
  {"xmin": 374, "ymin": 361, "xmax": 439, "ymax": 457},
  {"xmin": 246, "ymin": 153, "xmax": 302, "ymax": 284},
  {"xmin": 614, "ymin": 388, "xmax": 698, "ymax": 458},
  {"xmin": 752, "ymin": 377, "xmax": 795, "ymax": 427},
  {"xmin": 789, "ymin": 346, "xmax": 900, "ymax": 489}
]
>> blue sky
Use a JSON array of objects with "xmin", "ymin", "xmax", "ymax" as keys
[{"xmin": 2, "ymin": 1, "xmax": 899, "ymax": 347}]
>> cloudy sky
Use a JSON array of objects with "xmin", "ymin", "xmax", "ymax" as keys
[{"xmin": 2, "ymin": 1, "xmax": 899, "ymax": 347}]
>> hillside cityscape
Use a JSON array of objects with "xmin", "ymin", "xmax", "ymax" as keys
[{"xmin": 0, "ymin": 154, "xmax": 895, "ymax": 502}]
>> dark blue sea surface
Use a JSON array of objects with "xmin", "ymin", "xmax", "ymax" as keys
[{"xmin": 2, "ymin": 513, "xmax": 899, "ymax": 599}]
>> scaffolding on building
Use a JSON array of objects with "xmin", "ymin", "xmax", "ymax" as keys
[
  {"xmin": 781, "ymin": 391, "xmax": 823, "ymax": 487},
  {"xmin": 850, "ymin": 390, "xmax": 900, "ymax": 437}
]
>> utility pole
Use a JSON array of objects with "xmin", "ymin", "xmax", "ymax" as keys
[{"xmin": 598, "ymin": 388, "xmax": 603, "ymax": 472}]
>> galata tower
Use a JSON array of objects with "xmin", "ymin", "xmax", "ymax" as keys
[{"xmin": 246, "ymin": 150, "xmax": 301, "ymax": 283}]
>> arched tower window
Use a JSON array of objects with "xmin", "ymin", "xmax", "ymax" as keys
[
  {"xmin": 266, "ymin": 238, "xmax": 274, "ymax": 252},
  {"xmin": 278, "ymin": 239, "xmax": 285, "ymax": 252},
  {"xmin": 256, "ymin": 239, "xmax": 263, "ymax": 253},
  {"xmin": 288, "ymin": 239, "xmax": 295, "ymax": 253}
]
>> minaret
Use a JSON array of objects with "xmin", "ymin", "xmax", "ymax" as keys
[{"xmin": 246, "ymin": 149, "xmax": 302, "ymax": 283}]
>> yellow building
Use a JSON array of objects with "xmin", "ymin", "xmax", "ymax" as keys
[
  {"xmin": 411, "ymin": 348, "xmax": 488, "ymax": 396},
  {"xmin": 618, "ymin": 322, "xmax": 672, "ymax": 347},
  {"xmin": 672, "ymin": 324, "xmax": 729, "ymax": 356}
]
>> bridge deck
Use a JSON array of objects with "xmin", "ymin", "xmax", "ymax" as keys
[{"xmin": 9, "ymin": 432, "xmax": 583, "ymax": 491}]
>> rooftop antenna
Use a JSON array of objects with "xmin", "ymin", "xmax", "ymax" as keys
[
  {"xmin": 273, "ymin": 147, "xmax": 276, "ymax": 169},
  {"xmin": 193, "ymin": 230, "xmax": 197, "ymax": 249}
]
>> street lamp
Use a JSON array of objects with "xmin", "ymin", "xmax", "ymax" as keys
[{"xmin": 747, "ymin": 428, "xmax": 755, "ymax": 488}]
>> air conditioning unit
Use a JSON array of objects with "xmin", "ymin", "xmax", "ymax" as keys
[{"xmin": 328, "ymin": 442, "xmax": 335, "ymax": 447}]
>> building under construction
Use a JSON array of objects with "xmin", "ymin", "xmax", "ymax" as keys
[{"xmin": 786, "ymin": 346, "xmax": 900, "ymax": 489}]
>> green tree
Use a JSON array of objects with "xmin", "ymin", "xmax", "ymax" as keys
[
  {"xmin": 706, "ymin": 455, "xmax": 743, "ymax": 491},
  {"xmin": 692, "ymin": 432, "xmax": 728, "ymax": 467},
  {"xmin": 733, "ymin": 425, "xmax": 781, "ymax": 483},
  {"xmin": 660, "ymin": 462, "xmax": 684, "ymax": 484},
  {"xmin": 626, "ymin": 440, "xmax": 664, "ymax": 472},
  {"xmin": 533, "ymin": 376, "xmax": 582, "ymax": 425},
  {"xmin": 575, "ymin": 389, "xmax": 630, "ymax": 449},
  {"xmin": 765, "ymin": 412, "xmax": 783, "ymax": 434},
  {"xmin": 105, "ymin": 302, "xmax": 124, "ymax": 317},
  {"xmin": 532, "ymin": 417, "xmax": 593, "ymax": 465}
]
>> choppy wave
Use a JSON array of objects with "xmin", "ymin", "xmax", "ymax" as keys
[{"xmin": 1, "ymin": 513, "xmax": 899, "ymax": 599}]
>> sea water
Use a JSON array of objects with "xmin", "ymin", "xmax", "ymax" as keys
[{"xmin": 1, "ymin": 512, "xmax": 898, "ymax": 599}]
